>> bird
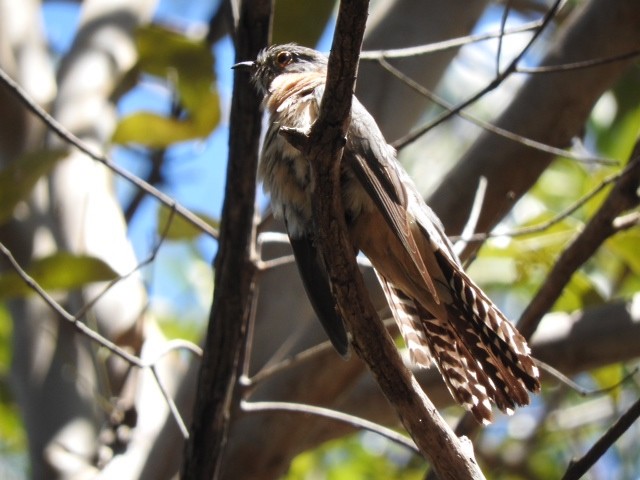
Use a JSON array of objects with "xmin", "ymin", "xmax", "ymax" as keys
[{"xmin": 234, "ymin": 43, "xmax": 540, "ymax": 424}]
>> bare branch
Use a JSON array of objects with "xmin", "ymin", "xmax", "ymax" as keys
[
  {"xmin": 359, "ymin": 19, "xmax": 543, "ymax": 60},
  {"xmin": 393, "ymin": 0, "xmax": 564, "ymax": 149},
  {"xmin": 495, "ymin": 1, "xmax": 512, "ymax": 77},
  {"xmin": 180, "ymin": 1, "xmax": 271, "ymax": 478},
  {"xmin": 0, "ymin": 66, "xmax": 219, "ymax": 240},
  {"xmin": 241, "ymin": 400, "xmax": 420, "ymax": 454},
  {"xmin": 535, "ymin": 361, "xmax": 639, "ymax": 397},
  {"xmin": 517, "ymin": 48, "xmax": 640, "ymax": 74},
  {"xmin": 562, "ymin": 396, "xmax": 640, "ymax": 480},
  {"xmin": 0, "ymin": 241, "xmax": 142, "ymax": 366},
  {"xmin": 454, "ymin": 176, "xmax": 488, "ymax": 258},
  {"xmin": 378, "ymin": 57, "xmax": 614, "ymax": 166},
  {"xmin": 298, "ymin": 1, "xmax": 485, "ymax": 478}
]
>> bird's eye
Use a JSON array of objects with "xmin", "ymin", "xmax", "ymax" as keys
[{"xmin": 276, "ymin": 51, "xmax": 293, "ymax": 67}]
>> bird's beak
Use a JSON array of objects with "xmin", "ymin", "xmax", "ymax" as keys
[{"xmin": 232, "ymin": 60, "xmax": 255, "ymax": 70}]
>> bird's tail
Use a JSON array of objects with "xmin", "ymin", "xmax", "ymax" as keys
[{"xmin": 378, "ymin": 271, "xmax": 540, "ymax": 425}]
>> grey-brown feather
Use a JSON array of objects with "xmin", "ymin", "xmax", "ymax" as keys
[{"xmin": 249, "ymin": 43, "xmax": 540, "ymax": 425}]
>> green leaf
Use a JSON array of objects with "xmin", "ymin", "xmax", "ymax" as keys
[
  {"xmin": 0, "ymin": 149, "xmax": 67, "ymax": 224},
  {"xmin": 590, "ymin": 364, "xmax": 625, "ymax": 402},
  {"xmin": 553, "ymin": 270, "xmax": 604, "ymax": 313},
  {"xmin": 112, "ymin": 25, "xmax": 220, "ymax": 147},
  {"xmin": 272, "ymin": 0, "xmax": 336, "ymax": 47},
  {"xmin": 157, "ymin": 206, "xmax": 219, "ymax": 241},
  {"xmin": 606, "ymin": 228, "xmax": 640, "ymax": 275},
  {"xmin": 0, "ymin": 253, "xmax": 119, "ymax": 299}
]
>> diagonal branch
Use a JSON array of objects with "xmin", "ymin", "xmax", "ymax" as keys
[
  {"xmin": 392, "ymin": 0, "xmax": 563, "ymax": 149},
  {"xmin": 280, "ymin": 0, "xmax": 485, "ymax": 478},
  {"xmin": 0, "ymin": 66, "xmax": 218, "ymax": 240},
  {"xmin": 241, "ymin": 400, "xmax": 419, "ymax": 454},
  {"xmin": 518, "ymin": 147, "xmax": 640, "ymax": 339},
  {"xmin": 562, "ymin": 396, "xmax": 640, "ymax": 480}
]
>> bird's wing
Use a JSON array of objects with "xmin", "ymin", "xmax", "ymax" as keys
[
  {"xmin": 286, "ymin": 218, "xmax": 350, "ymax": 357},
  {"xmin": 345, "ymin": 97, "xmax": 440, "ymax": 303}
]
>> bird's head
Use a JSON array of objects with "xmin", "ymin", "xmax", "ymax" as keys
[{"xmin": 233, "ymin": 43, "xmax": 328, "ymax": 94}]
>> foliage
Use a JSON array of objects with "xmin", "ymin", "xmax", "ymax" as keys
[
  {"xmin": 112, "ymin": 25, "xmax": 220, "ymax": 148},
  {"xmin": 0, "ymin": 253, "xmax": 119, "ymax": 299},
  {"xmin": 285, "ymin": 434, "xmax": 426, "ymax": 480}
]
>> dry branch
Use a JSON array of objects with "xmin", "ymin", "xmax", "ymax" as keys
[
  {"xmin": 180, "ymin": 1, "xmax": 271, "ymax": 478},
  {"xmin": 287, "ymin": 0, "xmax": 485, "ymax": 478}
]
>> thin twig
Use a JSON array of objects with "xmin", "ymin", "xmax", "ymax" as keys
[
  {"xmin": 450, "ymin": 161, "xmax": 631, "ymax": 243},
  {"xmin": 378, "ymin": 57, "xmax": 614, "ymax": 165},
  {"xmin": 517, "ymin": 48, "xmax": 640, "ymax": 74},
  {"xmin": 74, "ymin": 204, "xmax": 177, "ymax": 320},
  {"xmin": 242, "ymin": 341, "xmax": 335, "ymax": 389},
  {"xmin": 454, "ymin": 176, "xmax": 487, "ymax": 259},
  {"xmin": 141, "ymin": 339, "xmax": 203, "ymax": 366},
  {"xmin": 240, "ymin": 400, "xmax": 420, "ymax": 454},
  {"xmin": 562, "ymin": 396, "xmax": 640, "ymax": 480},
  {"xmin": 359, "ymin": 20, "xmax": 543, "ymax": 60},
  {"xmin": 536, "ymin": 361, "xmax": 639, "ymax": 397},
  {"xmin": 151, "ymin": 365, "xmax": 190, "ymax": 439},
  {"xmin": 0, "ymin": 66, "xmax": 218, "ymax": 240},
  {"xmin": 495, "ymin": 1, "xmax": 512, "ymax": 77},
  {"xmin": 0, "ymin": 241, "xmax": 143, "ymax": 366},
  {"xmin": 612, "ymin": 211, "xmax": 640, "ymax": 231},
  {"xmin": 393, "ymin": 0, "xmax": 565, "ymax": 150}
]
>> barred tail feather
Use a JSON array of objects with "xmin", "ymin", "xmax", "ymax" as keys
[
  {"xmin": 379, "ymin": 275, "xmax": 496, "ymax": 424},
  {"xmin": 434, "ymin": 252, "xmax": 541, "ymax": 394},
  {"xmin": 377, "ymin": 273, "xmax": 433, "ymax": 368},
  {"xmin": 378, "ymin": 266, "xmax": 540, "ymax": 424},
  {"xmin": 416, "ymin": 309, "xmax": 496, "ymax": 424}
]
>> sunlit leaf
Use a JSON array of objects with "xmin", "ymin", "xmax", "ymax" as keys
[
  {"xmin": 0, "ymin": 253, "xmax": 119, "ymax": 299},
  {"xmin": 112, "ymin": 25, "xmax": 220, "ymax": 147},
  {"xmin": 114, "ymin": 106, "xmax": 218, "ymax": 148},
  {"xmin": 590, "ymin": 364, "xmax": 624, "ymax": 402},
  {"xmin": 157, "ymin": 206, "xmax": 219, "ymax": 241},
  {"xmin": 607, "ymin": 229, "xmax": 640, "ymax": 275},
  {"xmin": 0, "ymin": 149, "xmax": 67, "ymax": 224},
  {"xmin": 553, "ymin": 270, "xmax": 604, "ymax": 313}
]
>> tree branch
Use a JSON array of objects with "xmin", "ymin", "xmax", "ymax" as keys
[
  {"xmin": 429, "ymin": 0, "xmax": 640, "ymax": 239},
  {"xmin": 0, "ymin": 66, "xmax": 218, "ymax": 240},
  {"xmin": 562, "ymin": 396, "xmax": 640, "ymax": 480},
  {"xmin": 289, "ymin": 1, "xmax": 485, "ymax": 478},
  {"xmin": 518, "ymin": 145, "xmax": 640, "ymax": 339},
  {"xmin": 180, "ymin": 1, "xmax": 271, "ymax": 478}
]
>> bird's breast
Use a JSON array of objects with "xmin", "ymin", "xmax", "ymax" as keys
[{"xmin": 259, "ymin": 77, "xmax": 374, "ymax": 239}]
